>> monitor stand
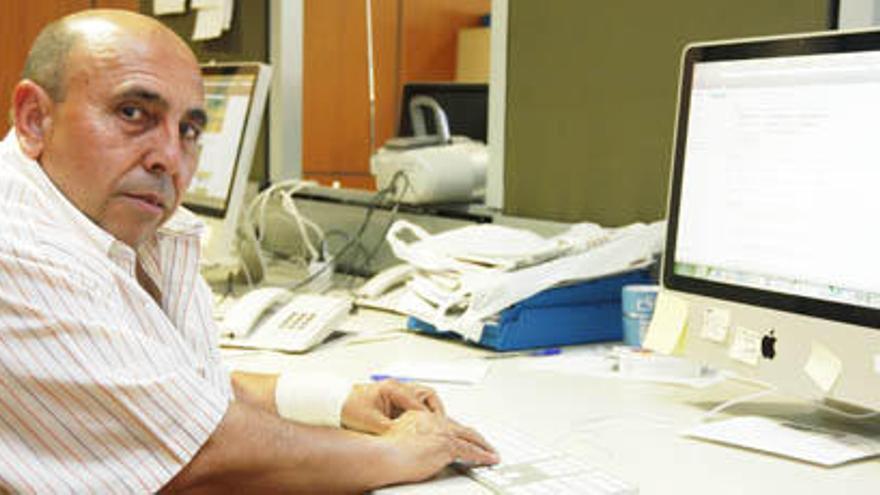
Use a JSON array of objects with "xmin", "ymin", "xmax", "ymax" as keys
[{"xmin": 684, "ymin": 387, "xmax": 880, "ymax": 467}]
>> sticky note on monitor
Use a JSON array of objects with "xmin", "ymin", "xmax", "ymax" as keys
[
  {"xmin": 642, "ymin": 291, "xmax": 689, "ymax": 354},
  {"xmin": 728, "ymin": 326, "xmax": 762, "ymax": 366},
  {"xmin": 804, "ymin": 341, "xmax": 843, "ymax": 393}
]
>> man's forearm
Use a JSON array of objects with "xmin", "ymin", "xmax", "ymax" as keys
[
  {"xmin": 230, "ymin": 371, "xmax": 278, "ymax": 413},
  {"xmin": 162, "ymin": 401, "xmax": 393, "ymax": 493}
]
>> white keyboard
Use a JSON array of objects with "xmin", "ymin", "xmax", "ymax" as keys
[{"xmin": 461, "ymin": 417, "xmax": 637, "ymax": 495}]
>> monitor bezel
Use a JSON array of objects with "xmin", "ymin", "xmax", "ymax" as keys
[
  {"xmin": 183, "ymin": 64, "xmax": 261, "ymax": 219},
  {"xmin": 663, "ymin": 29, "xmax": 880, "ymax": 330}
]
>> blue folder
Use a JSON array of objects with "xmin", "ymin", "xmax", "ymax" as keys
[{"xmin": 407, "ymin": 268, "xmax": 654, "ymax": 351}]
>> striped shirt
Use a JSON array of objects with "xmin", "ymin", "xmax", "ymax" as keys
[{"xmin": 0, "ymin": 131, "xmax": 232, "ymax": 493}]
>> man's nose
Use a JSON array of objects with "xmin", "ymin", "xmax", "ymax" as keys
[{"xmin": 145, "ymin": 120, "xmax": 183, "ymax": 176}]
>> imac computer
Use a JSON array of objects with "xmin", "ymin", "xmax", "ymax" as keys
[
  {"xmin": 184, "ymin": 62, "xmax": 271, "ymax": 268},
  {"xmin": 663, "ymin": 29, "xmax": 880, "ymax": 412}
]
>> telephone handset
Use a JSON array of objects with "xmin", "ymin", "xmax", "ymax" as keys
[
  {"xmin": 221, "ymin": 287, "xmax": 290, "ymax": 339},
  {"xmin": 355, "ymin": 264, "xmax": 415, "ymax": 299},
  {"xmin": 220, "ymin": 287, "xmax": 352, "ymax": 353}
]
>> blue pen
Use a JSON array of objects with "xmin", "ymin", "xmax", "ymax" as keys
[
  {"xmin": 369, "ymin": 374, "xmax": 414, "ymax": 383},
  {"xmin": 483, "ymin": 347, "xmax": 562, "ymax": 359}
]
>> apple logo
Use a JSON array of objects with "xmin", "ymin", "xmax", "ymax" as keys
[{"xmin": 761, "ymin": 330, "xmax": 777, "ymax": 360}]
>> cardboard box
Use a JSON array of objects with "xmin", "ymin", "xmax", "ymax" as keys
[{"xmin": 456, "ymin": 27, "xmax": 490, "ymax": 83}]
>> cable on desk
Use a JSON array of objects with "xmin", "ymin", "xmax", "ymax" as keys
[
  {"xmin": 239, "ymin": 179, "xmax": 325, "ymax": 288},
  {"xmin": 359, "ymin": 172, "xmax": 410, "ymax": 273},
  {"xmin": 700, "ymin": 387, "xmax": 777, "ymax": 423},
  {"xmin": 281, "ymin": 171, "xmax": 409, "ymax": 292}
]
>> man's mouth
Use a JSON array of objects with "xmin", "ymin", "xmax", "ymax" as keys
[{"xmin": 124, "ymin": 192, "xmax": 167, "ymax": 212}]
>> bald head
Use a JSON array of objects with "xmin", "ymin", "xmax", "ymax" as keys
[{"xmin": 21, "ymin": 9, "xmax": 196, "ymax": 102}]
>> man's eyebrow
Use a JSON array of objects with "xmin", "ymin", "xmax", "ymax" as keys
[{"xmin": 115, "ymin": 87, "xmax": 168, "ymax": 109}]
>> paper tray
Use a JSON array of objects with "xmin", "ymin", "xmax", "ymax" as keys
[{"xmin": 407, "ymin": 269, "xmax": 653, "ymax": 351}]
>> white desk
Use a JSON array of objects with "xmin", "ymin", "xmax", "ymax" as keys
[{"xmin": 222, "ymin": 308, "xmax": 880, "ymax": 494}]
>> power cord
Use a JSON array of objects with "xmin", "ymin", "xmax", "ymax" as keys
[
  {"xmin": 357, "ymin": 172, "xmax": 410, "ymax": 273},
  {"xmin": 238, "ymin": 180, "xmax": 326, "ymax": 288},
  {"xmin": 699, "ymin": 387, "xmax": 777, "ymax": 423},
  {"xmin": 281, "ymin": 170, "xmax": 410, "ymax": 292}
]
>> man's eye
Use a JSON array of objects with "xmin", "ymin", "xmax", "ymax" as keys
[
  {"xmin": 119, "ymin": 105, "xmax": 145, "ymax": 121},
  {"xmin": 180, "ymin": 122, "xmax": 202, "ymax": 142}
]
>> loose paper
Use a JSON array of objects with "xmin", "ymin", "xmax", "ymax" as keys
[
  {"xmin": 685, "ymin": 416, "xmax": 880, "ymax": 466},
  {"xmin": 222, "ymin": 0, "xmax": 235, "ymax": 30},
  {"xmin": 642, "ymin": 291, "xmax": 689, "ymax": 354},
  {"xmin": 804, "ymin": 341, "xmax": 843, "ymax": 393},
  {"xmin": 153, "ymin": 0, "xmax": 186, "ymax": 15},
  {"xmin": 192, "ymin": 0, "xmax": 222, "ymax": 8},
  {"xmin": 700, "ymin": 307, "xmax": 730, "ymax": 343},
  {"xmin": 192, "ymin": 6, "xmax": 224, "ymax": 41},
  {"xmin": 728, "ymin": 326, "xmax": 762, "ymax": 366},
  {"xmin": 874, "ymin": 355, "xmax": 880, "ymax": 375},
  {"xmin": 519, "ymin": 347, "xmax": 727, "ymax": 388}
]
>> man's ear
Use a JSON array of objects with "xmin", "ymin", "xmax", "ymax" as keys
[{"xmin": 12, "ymin": 80, "xmax": 54, "ymax": 160}]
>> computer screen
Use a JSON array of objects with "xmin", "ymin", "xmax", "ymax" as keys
[
  {"xmin": 186, "ymin": 65, "xmax": 259, "ymax": 216},
  {"xmin": 664, "ymin": 30, "xmax": 880, "ymax": 412},
  {"xmin": 397, "ymin": 82, "xmax": 488, "ymax": 142},
  {"xmin": 185, "ymin": 63, "xmax": 271, "ymax": 266}
]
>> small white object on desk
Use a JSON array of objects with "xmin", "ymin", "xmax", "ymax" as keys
[{"xmin": 520, "ymin": 346, "xmax": 724, "ymax": 388}]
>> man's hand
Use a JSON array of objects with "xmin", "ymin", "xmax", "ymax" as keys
[
  {"xmin": 341, "ymin": 379, "xmax": 445, "ymax": 434},
  {"xmin": 378, "ymin": 410, "xmax": 499, "ymax": 484}
]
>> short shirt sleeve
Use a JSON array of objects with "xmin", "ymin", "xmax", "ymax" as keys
[{"xmin": 0, "ymin": 219, "xmax": 230, "ymax": 493}]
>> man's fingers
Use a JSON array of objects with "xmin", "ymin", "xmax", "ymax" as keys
[
  {"xmin": 447, "ymin": 419, "xmax": 496, "ymax": 457},
  {"xmin": 364, "ymin": 410, "xmax": 394, "ymax": 433},
  {"xmin": 450, "ymin": 434, "xmax": 500, "ymax": 466},
  {"xmin": 415, "ymin": 387, "xmax": 445, "ymax": 416},
  {"xmin": 386, "ymin": 384, "xmax": 430, "ymax": 412},
  {"xmin": 384, "ymin": 381, "xmax": 446, "ymax": 415}
]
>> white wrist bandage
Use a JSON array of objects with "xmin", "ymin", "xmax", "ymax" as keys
[{"xmin": 274, "ymin": 371, "xmax": 353, "ymax": 427}]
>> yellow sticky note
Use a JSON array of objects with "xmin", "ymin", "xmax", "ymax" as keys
[
  {"xmin": 804, "ymin": 341, "xmax": 843, "ymax": 393},
  {"xmin": 642, "ymin": 291, "xmax": 689, "ymax": 355}
]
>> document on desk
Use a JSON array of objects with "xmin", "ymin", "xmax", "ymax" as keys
[
  {"xmin": 684, "ymin": 416, "xmax": 880, "ymax": 466},
  {"xmin": 517, "ymin": 346, "xmax": 726, "ymax": 388},
  {"xmin": 373, "ymin": 358, "xmax": 490, "ymax": 385}
]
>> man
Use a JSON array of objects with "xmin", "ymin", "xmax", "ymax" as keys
[{"xmin": 0, "ymin": 9, "xmax": 497, "ymax": 493}]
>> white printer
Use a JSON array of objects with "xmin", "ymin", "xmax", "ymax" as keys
[{"xmin": 371, "ymin": 94, "xmax": 487, "ymax": 204}]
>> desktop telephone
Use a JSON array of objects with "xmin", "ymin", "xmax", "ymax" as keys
[{"xmin": 219, "ymin": 287, "xmax": 352, "ymax": 353}]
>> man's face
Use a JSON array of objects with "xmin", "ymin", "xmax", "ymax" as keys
[{"xmin": 39, "ymin": 26, "xmax": 206, "ymax": 248}]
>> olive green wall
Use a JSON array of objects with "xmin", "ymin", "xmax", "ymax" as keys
[
  {"xmin": 139, "ymin": 0, "xmax": 270, "ymax": 184},
  {"xmin": 503, "ymin": 0, "xmax": 832, "ymax": 226}
]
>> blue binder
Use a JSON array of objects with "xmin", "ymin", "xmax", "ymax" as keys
[{"xmin": 407, "ymin": 268, "xmax": 654, "ymax": 351}]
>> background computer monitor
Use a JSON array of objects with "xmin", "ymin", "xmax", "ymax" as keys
[
  {"xmin": 663, "ymin": 29, "xmax": 880, "ymax": 412},
  {"xmin": 397, "ymin": 82, "xmax": 488, "ymax": 142},
  {"xmin": 185, "ymin": 62, "xmax": 271, "ymax": 267}
]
